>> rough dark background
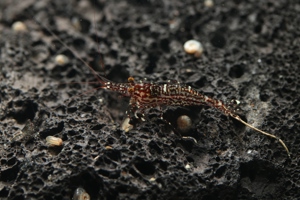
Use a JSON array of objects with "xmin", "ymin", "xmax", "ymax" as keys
[{"xmin": 0, "ymin": 0, "xmax": 299, "ymax": 199}]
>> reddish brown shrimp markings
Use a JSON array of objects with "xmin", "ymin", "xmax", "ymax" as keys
[
  {"xmin": 33, "ymin": 13, "xmax": 290, "ymax": 158},
  {"xmin": 98, "ymin": 75, "xmax": 291, "ymax": 158}
]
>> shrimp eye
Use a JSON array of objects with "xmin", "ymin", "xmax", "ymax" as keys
[{"xmin": 128, "ymin": 77, "xmax": 135, "ymax": 83}]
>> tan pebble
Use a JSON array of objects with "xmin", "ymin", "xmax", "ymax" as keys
[
  {"xmin": 12, "ymin": 21, "xmax": 27, "ymax": 32},
  {"xmin": 121, "ymin": 117, "xmax": 133, "ymax": 132},
  {"xmin": 46, "ymin": 136, "xmax": 63, "ymax": 147},
  {"xmin": 204, "ymin": 0, "xmax": 214, "ymax": 8},
  {"xmin": 177, "ymin": 115, "xmax": 192, "ymax": 133},
  {"xmin": 105, "ymin": 146, "xmax": 113, "ymax": 150}
]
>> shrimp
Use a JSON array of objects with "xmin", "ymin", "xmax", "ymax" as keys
[
  {"xmin": 34, "ymin": 14, "xmax": 290, "ymax": 158},
  {"xmin": 98, "ymin": 75, "xmax": 291, "ymax": 158}
]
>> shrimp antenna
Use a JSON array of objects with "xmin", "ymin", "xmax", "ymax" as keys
[
  {"xmin": 229, "ymin": 113, "xmax": 290, "ymax": 158},
  {"xmin": 32, "ymin": 16, "xmax": 106, "ymax": 86}
]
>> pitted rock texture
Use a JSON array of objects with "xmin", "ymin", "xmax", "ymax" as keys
[{"xmin": 0, "ymin": 0, "xmax": 299, "ymax": 199}]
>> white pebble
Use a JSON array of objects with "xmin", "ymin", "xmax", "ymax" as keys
[
  {"xmin": 55, "ymin": 54, "xmax": 69, "ymax": 66},
  {"xmin": 183, "ymin": 40, "xmax": 203, "ymax": 57},
  {"xmin": 204, "ymin": 0, "xmax": 214, "ymax": 8},
  {"xmin": 185, "ymin": 164, "xmax": 191, "ymax": 170},
  {"xmin": 12, "ymin": 21, "xmax": 27, "ymax": 32},
  {"xmin": 149, "ymin": 177, "xmax": 156, "ymax": 182},
  {"xmin": 98, "ymin": 98, "xmax": 104, "ymax": 103}
]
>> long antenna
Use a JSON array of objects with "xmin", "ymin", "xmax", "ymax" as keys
[
  {"xmin": 93, "ymin": 2, "xmax": 106, "ymax": 72},
  {"xmin": 204, "ymin": 97, "xmax": 291, "ymax": 158},
  {"xmin": 229, "ymin": 113, "xmax": 291, "ymax": 158},
  {"xmin": 32, "ymin": 16, "xmax": 106, "ymax": 86}
]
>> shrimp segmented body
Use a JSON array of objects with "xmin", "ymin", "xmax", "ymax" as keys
[{"xmin": 99, "ymin": 75, "xmax": 291, "ymax": 158}]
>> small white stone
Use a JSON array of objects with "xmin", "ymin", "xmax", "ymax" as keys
[
  {"xmin": 183, "ymin": 40, "xmax": 203, "ymax": 57},
  {"xmin": 55, "ymin": 54, "xmax": 69, "ymax": 66},
  {"xmin": 204, "ymin": 0, "xmax": 214, "ymax": 8},
  {"xmin": 98, "ymin": 98, "xmax": 104, "ymax": 103},
  {"xmin": 12, "ymin": 21, "xmax": 27, "ymax": 32},
  {"xmin": 149, "ymin": 177, "xmax": 156, "ymax": 182},
  {"xmin": 185, "ymin": 164, "xmax": 191, "ymax": 170}
]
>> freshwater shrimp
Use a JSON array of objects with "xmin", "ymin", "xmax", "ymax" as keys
[
  {"xmin": 97, "ymin": 75, "xmax": 291, "ymax": 158},
  {"xmin": 34, "ymin": 10, "xmax": 290, "ymax": 158}
]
